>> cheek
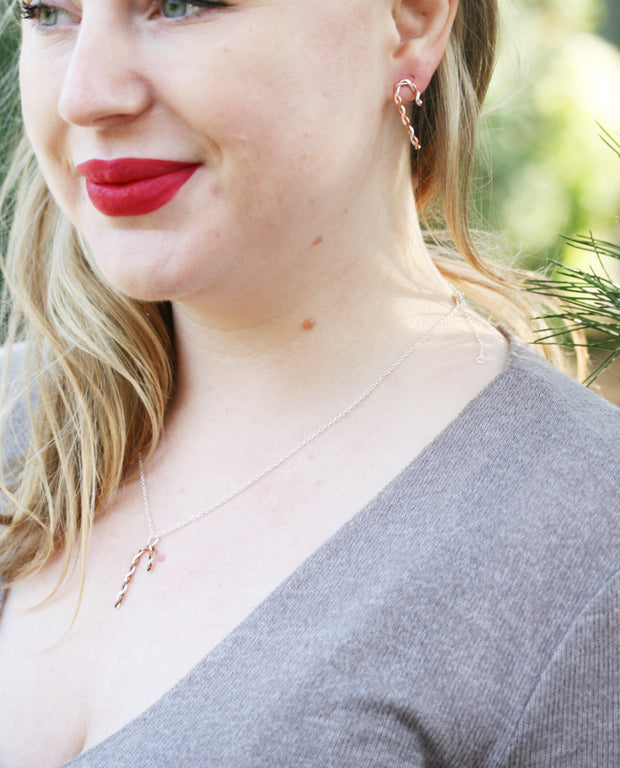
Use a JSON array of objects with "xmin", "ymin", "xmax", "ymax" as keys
[
  {"xmin": 166, "ymin": 3, "xmax": 384, "ymax": 143},
  {"xmin": 19, "ymin": 46, "xmax": 73, "ymax": 198},
  {"xmin": 19, "ymin": 59, "xmax": 44, "ymax": 151},
  {"xmin": 19, "ymin": 39, "xmax": 62, "ymax": 146}
]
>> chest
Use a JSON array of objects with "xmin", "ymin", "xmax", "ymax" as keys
[
  {"xmin": 0, "ymin": 517, "xmax": 519, "ymax": 768},
  {"xmin": 0, "ymin": 341, "xmax": 509, "ymax": 766},
  {"xmin": 0, "ymin": 454, "xmax": 408, "ymax": 767}
]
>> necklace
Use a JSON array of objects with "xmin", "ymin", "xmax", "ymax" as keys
[{"xmin": 114, "ymin": 290, "xmax": 486, "ymax": 607}]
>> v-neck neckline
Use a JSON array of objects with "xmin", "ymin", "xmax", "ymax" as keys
[{"xmin": 54, "ymin": 334, "xmax": 528, "ymax": 765}]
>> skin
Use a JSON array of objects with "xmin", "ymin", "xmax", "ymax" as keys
[
  {"xmin": 21, "ymin": 0, "xmax": 397, "ymax": 309},
  {"xmin": 0, "ymin": 0, "xmax": 508, "ymax": 764}
]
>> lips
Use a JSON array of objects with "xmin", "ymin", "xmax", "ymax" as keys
[{"xmin": 76, "ymin": 158, "xmax": 200, "ymax": 217}]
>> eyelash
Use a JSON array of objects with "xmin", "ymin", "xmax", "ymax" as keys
[
  {"xmin": 18, "ymin": 1, "xmax": 53, "ymax": 21},
  {"xmin": 18, "ymin": 0, "xmax": 230, "ymax": 26}
]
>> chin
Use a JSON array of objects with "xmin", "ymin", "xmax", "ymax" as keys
[
  {"xmin": 90, "ymin": 254, "xmax": 222, "ymax": 305},
  {"xmin": 83, "ymin": 239, "xmax": 182, "ymax": 302},
  {"xmin": 99, "ymin": 270, "xmax": 187, "ymax": 303},
  {"xmin": 82, "ymin": 224, "xmax": 248, "ymax": 305}
]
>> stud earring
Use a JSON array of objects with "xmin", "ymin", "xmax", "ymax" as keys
[{"xmin": 393, "ymin": 79, "xmax": 423, "ymax": 151}]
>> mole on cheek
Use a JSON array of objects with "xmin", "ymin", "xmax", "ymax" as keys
[
  {"xmin": 302, "ymin": 319, "xmax": 316, "ymax": 331},
  {"xmin": 312, "ymin": 236, "xmax": 323, "ymax": 246}
]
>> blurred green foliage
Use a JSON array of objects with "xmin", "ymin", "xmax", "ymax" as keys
[
  {"xmin": 0, "ymin": 4, "xmax": 21, "ymax": 269},
  {"xmin": 0, "ymin": 4, "xmax": 20, "ymax": 163},
  {"xmin": 479, "ymin": 0, "xmax": 620, "ymax": 275}
]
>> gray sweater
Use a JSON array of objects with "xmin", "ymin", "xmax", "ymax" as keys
[{"xmin": 4, "ymin": 342, "xmax": 620, "ymax": 766}]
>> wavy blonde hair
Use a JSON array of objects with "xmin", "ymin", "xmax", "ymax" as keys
[{"xmin": 0, "ymin": 0, "xmax": 583, "ymax": 590}]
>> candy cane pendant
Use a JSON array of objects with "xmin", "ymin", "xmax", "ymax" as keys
[{"xmin": 114, "ymin": 536, "xmax": 159, "ymax": 608}]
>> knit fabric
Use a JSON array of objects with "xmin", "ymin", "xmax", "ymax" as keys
[{"xmin": 3, "ymin": 342, "xmax": 620, "ymax": 766}]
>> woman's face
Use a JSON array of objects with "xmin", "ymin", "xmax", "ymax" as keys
[{"xmin": 19, "ymin": 0, "xmax": 400, "ymax": 305}]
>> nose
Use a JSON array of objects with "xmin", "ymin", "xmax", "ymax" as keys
[{"xmin": 58, "ymin": 17, "xmax": 152, "ymax": 127}]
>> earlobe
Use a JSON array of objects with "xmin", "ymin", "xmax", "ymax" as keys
[{"xmin": 389, "ymin": 0, "xmax": 458, "ymax": 94}]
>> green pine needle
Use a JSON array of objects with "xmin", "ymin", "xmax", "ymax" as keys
[
  {"xmin": 526, "ymin": 129, "xmax": 620, "ymax": 387},
  {"xmin": 597, "ymin": 123, "xmax": 620, "ymax": 160},
  {"xmin": 527, "ymin": 235, "xmax": 620, "ymax": 385}
]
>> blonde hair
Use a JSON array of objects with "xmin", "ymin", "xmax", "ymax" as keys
[{"xmin": 0, "ymin": 0, "xmax": 583, "ymax": 589}]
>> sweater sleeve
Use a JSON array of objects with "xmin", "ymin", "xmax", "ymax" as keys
[{"xmin": 498, "ymin": 571, "xmax": 620, "ymax": 768}]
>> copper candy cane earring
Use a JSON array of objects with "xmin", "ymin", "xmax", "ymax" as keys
[{"xmin": 394, "ymin": 79, "xmax": 423, "ymax": 151}]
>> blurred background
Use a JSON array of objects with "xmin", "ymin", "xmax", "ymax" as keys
[
  {"xmin": 479, "ymin": 0, "xmax": 620, "ymax": 403},
  {"xmin": 481, "ymin": 0, "xmax": 619, "ymax": 267},
  {"xmin": 1, "ymin": 0, "xmax": 619, "ymax": 400}
]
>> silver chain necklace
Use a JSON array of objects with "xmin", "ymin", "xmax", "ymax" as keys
[{"xmin": 114, "ymin": 290, "xmax": 486, "ymax": 607}]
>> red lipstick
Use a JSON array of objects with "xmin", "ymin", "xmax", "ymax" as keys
[{"xmin": 76, "ymin": 158, "xmax": 200, "ymax": 217}]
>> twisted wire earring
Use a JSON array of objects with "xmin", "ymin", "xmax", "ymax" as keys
[{"xmin": 393, "ymin": 79, "xmax": 423, "ymax": 151}]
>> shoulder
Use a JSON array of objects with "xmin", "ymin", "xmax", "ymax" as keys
[
  {"xmin": 498, "ymin": 338, "xmax": 619, "ymax": 443},
  {"xmin": 480, "ymin": 340, "xmax": 619, "ymax": 529},
  {"xmin": 370, "ymin": 336, "xmax": 619, "ymax": 599},
  {"xmin": 466, "ymin": 336, "xmax": 618, "ymax": 550},
  {"xmin": 371, "ymin": 340, "xmax": 620, "ymax": 764},
  {"xmin": 401, "ymin": 336, "xmax": 619, "ymax": 513},
  {"xmin": 452, "ymin": 337, "xmax": 619, "ymax": 506},
  {"xmin": 377, "ymin": 336, "xmax": 619, "ymax": 681}
]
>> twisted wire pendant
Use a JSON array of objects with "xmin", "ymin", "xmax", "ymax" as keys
[
  {"xmin": 393, "ymin": 79, "xmax": 423, "ymax": 151},
  {"xmin": 114, "ymin": 535, "xmax": 160, "ymax": 608}
]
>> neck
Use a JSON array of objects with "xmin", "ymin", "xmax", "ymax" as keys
[
  {"xmin": 164, "ymin": 150, "xmax": 456, "ymax": 436},
  {"xmin": 169, "ymin": 250, "xmax": 452, "ymax": 430}
]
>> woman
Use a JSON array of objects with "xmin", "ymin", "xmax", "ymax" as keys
[{"xmin": 0, "ymin": 0, "xmax": 618, "ymax": 765}]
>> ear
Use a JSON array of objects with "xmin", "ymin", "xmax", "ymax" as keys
[{"xmin": 387, "ymin": 0, "xmax": 458, "ymax": 100}]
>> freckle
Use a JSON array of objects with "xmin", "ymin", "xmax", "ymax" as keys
[
  {"xmin": 302, "ymin": 318, "xmax": 316, "ymax": 331},
  {"xmin": 312, "ymin": 236, "xmax": 323, "ymax": 246},
  {"xmin": 157, "ymin": 553, "xmax": 166, "ymax": 563}
]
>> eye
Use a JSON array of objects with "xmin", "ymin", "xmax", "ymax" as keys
[
  {"xmin": 153, "ymin": 0, "xmax": 229, "ymax": 20},
  {"xmin": 19, "ymin": 1, "xmax": 73, "ymax": 27},
  {"xmin": 161, "ymin": 0, "xmax": 190, "ymax": 18}
]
